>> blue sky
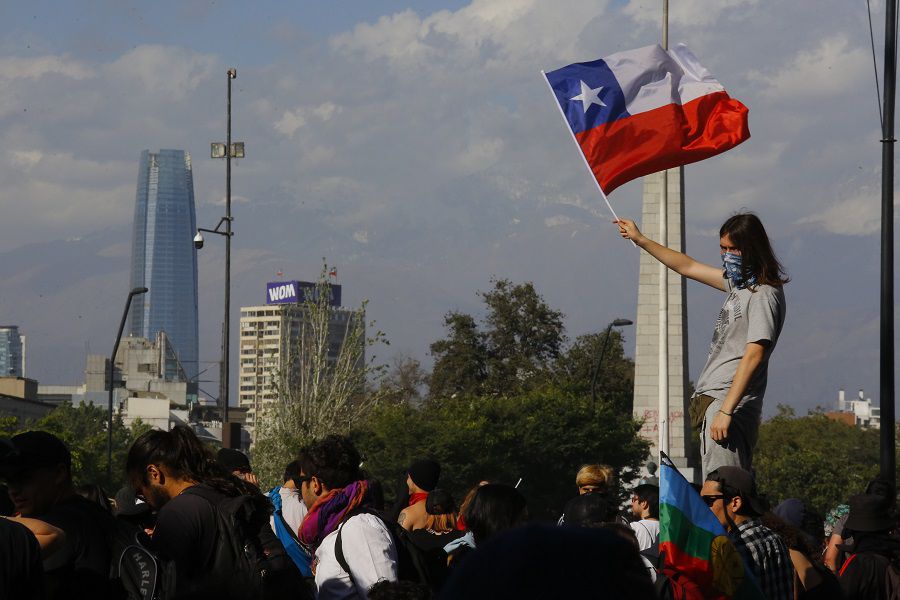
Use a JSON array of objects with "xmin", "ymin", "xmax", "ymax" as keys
[{"xmin": 0, "ymin": 0, "xmax": 891, "ymax": 420}]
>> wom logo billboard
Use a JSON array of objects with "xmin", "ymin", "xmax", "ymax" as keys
[{"xmin": 266, "ymin": 281, "xmax": 342, "ymax": 306}]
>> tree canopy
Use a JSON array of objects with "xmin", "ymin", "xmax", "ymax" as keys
[
  {"xmin": 754, "ymin": 406, "xmax": 888, "ymax": 518},
  {"xmin": 3, "ymin": 402, "xmax": 151, "ymax": 492}
]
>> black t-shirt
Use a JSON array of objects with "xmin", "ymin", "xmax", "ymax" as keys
[
  {"xmin": 39, "ymin": 494, "xmax": 115, "ymax": 598},
  {"xmin": 408, "ymin": 528, "xmax": 465, "ymax": 553},
  {"xmin": 150, "ymin": 485, "xmax": 223, "ymax": 582},
  {"xmin": 0, "ymin": 518, "xmax": 44, "ymax": 600}
]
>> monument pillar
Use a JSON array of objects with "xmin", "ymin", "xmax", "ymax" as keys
[{"xmin": 633, "ymin": 168, "xmax": 696, "ymax": 481}]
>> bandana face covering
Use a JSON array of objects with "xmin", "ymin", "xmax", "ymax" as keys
[{"xmin": 722, "ymin": 252, "xmax": 756, "ymax": 289}]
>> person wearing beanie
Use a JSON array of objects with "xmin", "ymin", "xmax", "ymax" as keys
[{"xmin": 398, "ymin": 459, "xmax": 440, "ymax": 531}]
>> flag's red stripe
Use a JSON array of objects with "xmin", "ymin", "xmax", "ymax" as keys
[
  {"xmin": 660, "ymin": 541, "xmax": 716, "ymax": 588},
  {"xmin": 575, "ymin": 90, "xmax": 750, "ymax": 193}
]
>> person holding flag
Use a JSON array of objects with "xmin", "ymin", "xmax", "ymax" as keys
[{"xmin": 617, "ymin": 213, "xmax": 787, "ymax": 477}]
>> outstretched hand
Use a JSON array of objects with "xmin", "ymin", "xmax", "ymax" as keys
[{"xmin": 615, "ymin": 219, "xmax": 644, "ymax": 245}]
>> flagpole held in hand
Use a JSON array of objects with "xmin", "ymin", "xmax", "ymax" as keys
[{"xmin": 540, "ymin": 70, "xmax": 637, "ymax": 248}]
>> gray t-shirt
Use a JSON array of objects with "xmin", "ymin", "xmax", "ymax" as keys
[{"xmin": 694, "ymin": 277, "xmax": 786, "ymax": 409}]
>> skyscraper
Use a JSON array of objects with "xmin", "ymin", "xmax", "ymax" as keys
[
  {"xmin": 129, "ymin": 150, "xmax": 199, "ymax": 380},
  {"xmin": 0, "ymin": 326, "xmax": 23, "ymax": 377}
]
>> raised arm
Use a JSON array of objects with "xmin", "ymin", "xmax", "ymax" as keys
[{"xmin": 616, "ymin": 219, "xmax": 726, "ymax": 291}]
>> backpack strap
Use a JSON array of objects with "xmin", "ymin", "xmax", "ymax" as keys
[
  {"xmin": 334, "ymin": 510, "xmax": 376, "ymax": 594},
  {"xmin": 839, "ymin": 553, "xmax": 858, "ymax": 577},
  {"xmin": 334, "ymin": 506, "xmax": 399, "ymax": 592}
]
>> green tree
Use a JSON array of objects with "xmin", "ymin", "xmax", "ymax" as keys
[
  {"xmin": 429, "ymin": 312, "xmax": 487, "ymax": 399},
  {"xmin": 429, "ymin": 279, "xmax": 566, "ymax": 399},
  {"xmin": 14, "ymin": 403, "xmax": 151, "ymax": 491},
  {"xmin": 354, "ymin": 385, "xmax": 649, "ymax": 521},
  {"xmin": 754, "ymin": 406, "xmax": 882, "ymax": 516},
  {"xmin": 481, "ymin": 279, "xmax": 565, "ymax": 395},
  {"xmin": 553, "ymin": 329, "xmax": 634, "ymax": 412},
  {"xmin": 253, "ymin": 265, "xmax": 389, "ymax": 488}
]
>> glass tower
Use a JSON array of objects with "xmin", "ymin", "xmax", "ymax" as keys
[
  {"xmin": 0, "ymin": 326, "xmax": 23, "ymax": 377},
  {"xmin": 129, "ymin": 150, "xmax": 199, "ymax": 379}
]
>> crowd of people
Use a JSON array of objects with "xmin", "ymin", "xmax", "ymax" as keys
[
  {"xmin": 2, "ymin": 212, "xmax": 893, "ymax": 599},
  {"xmin": 1, "ymin": 423, "xmax": 899, "ymax": 599}
]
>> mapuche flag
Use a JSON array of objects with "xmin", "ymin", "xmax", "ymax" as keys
[
  {"xmin": 659, "ymin": 453, "xmax": 764, "ymax": 600},
  {"xmin": 544, "ymin": 44, "xmax": 749, "ymax": 194}
]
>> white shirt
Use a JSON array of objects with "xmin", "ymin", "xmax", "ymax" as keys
[
  {"xmin": 630, "ymin": 519, "xmax": 660, "ymax": 552},
  {"xmin": 268, "ymin": 486, "xmax": 307, "ymax": 535},
  {"xmin": 315, "ymin": 513, "xmax": 399, "ymax": 600}
]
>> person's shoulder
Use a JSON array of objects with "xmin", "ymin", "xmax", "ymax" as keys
[
  {"xmin": 42, "ymin": 495, "xmax": 113, "ymax": 528},
  {"xmin": 159, "ymin": 486, "xmax": 220, "ymax": 518},
  {"xmin": 344, "ymin": 512, "xmax": 393, "ymax": 540},
  {"xmin": 0, "ymin": 517, "xmax": 37, "ymax": 546},
  {"xmin": 752, "ymin": 283, "xmax": 785, "ymax": 299}
]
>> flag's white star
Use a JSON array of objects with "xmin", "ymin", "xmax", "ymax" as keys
[{"xmin": 570, "ymin": 80, "xmax": 606, "ymax": 113}]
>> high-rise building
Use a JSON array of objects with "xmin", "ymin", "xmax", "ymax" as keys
[
  {"xmin": 129, "ymin": 149, "xmax": 199, "ymax": 380},
  {"xmin": 238, "ymin": 280, "xmax": 359, "ymax": 435},
  {"xmin": 0, "ymin": 326, "xmax": 24, "ymax": 377}
]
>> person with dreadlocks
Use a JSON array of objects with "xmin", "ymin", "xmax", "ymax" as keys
[{"xmin": 297, "ymin": 435, "xmax": 398, "ymax": 599}]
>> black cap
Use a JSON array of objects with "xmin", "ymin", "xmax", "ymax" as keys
[
  {"xmin": 845, "ymin": 494, "xmax": 895, "ymax": 533},
  {"xmin": 0, "ymin": 431, "xmax": 71, "ymax": 475},
  {"xmin": 216, "ymin": 448, "xmax": 251, "ymax": 473},
  {"xmin": 709, "ymin": 466, "xmax": 767, "ymax": 516},
  {"xmin": 114, "ymin": 486, "xmax": 152, "ymax": 517},
  {"xmin": 426, "ymin": 489, "xmax": 456, "ymax": 515},
  {"xmin": 408, "ymin": 458, "xmax": 441, "ymax": 492}
]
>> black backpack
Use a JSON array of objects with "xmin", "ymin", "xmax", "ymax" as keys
[
  {"xmin": 334, "ymin": 507, "xmax": 438, "ymax": 591},
  {"xmin": 180, "ymin": 486, "xmax": 311, "ymax": 600},
  {"xmin": 109, "ymin": 518, "xmax": 176, "ymax": 600}
]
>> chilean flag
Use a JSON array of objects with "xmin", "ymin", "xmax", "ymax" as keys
[{"xmin": 545, "ymin": 44, "xmax": 749, "ymax": 195}]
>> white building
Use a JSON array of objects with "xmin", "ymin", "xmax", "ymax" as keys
[
  {"xmin": 239, "ymin": 298, "xmax": 362, "ymax": 436},
  {"xmin": 837, "ymin": 388, "xmax": 881, "ymax": 429}
]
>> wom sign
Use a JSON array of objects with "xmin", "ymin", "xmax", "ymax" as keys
[{"xmin": 265, "ymin": 281, "xmax": 342, "ymax": 306}]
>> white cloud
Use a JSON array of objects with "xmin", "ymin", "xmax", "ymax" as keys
[
  {"xmin": 747, "ymin": 35, "xmax": 869, "ymax": 101},
  {"xmin": 623, "ymin": 0, "xmax": 758, "ymax": 27},
  {"xmin": 105, "ymin": 45, "xmax": 216, "ymax": 101},
  {"xmin": 454, "ymin": 137, "xmax": 504, "ymax": 173},
  {"xmin": 0, "ymin": 55, "xmax": 94, "ymax": 81},
  {"xmin": 8, "ymin": 150, "xmax": 43, "ymax": 169},
  {"xmin": 274, "ymin": 102, "xmax": 343, "ymax": 138},
  {"xmin": 796, "ymin": 186, "xmax": 881, "ymax": 236}
]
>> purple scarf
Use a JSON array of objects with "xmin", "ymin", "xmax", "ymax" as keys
[{"xmin": 299, "ymin": 480, "xmax": 371, "ymax": 549}]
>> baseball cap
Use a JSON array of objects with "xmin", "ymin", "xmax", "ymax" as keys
[
  {"xmin": 0, "ymin": 431, "xmax": 71, "ymax": 475},
  {"xmin": 708, "ymin": 466, "xmax": 768, "ymax": 515}
]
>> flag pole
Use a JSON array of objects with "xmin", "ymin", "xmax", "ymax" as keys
[
  {"xmin": 540, "ymin": 70, "xmax": 635, "ymax": 246},
  {"xmin": 658, "ymin": 0, "xmax": 671, "ymax": 459},
  {"xmin": 880, "ymin": 0, "xmax": 897, "ymax": 486}
]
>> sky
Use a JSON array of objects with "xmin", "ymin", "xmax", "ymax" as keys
[{"xmin": 0, "ymin": 0, "xmax": 892, "ymax": 418}]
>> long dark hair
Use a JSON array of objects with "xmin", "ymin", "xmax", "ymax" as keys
[
  {"xmin": 464, "ymin": 483, "xmax": 527, "ymax": 545},
  {"xmin": 126, "ymin": 425, "xmax": 263, "ymax": 503},
  {"xmin": 720, "ymin": 213, "xmax": 789, "ymax": 287}
]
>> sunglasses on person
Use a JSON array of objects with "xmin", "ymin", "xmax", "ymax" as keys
[
  {"xmin": 701, "ymin": 494, "xmax": 725, "ymax": 507},
  {"xmin": 293, "ymin": 475, "xmax": 313, "ymax": 487}
]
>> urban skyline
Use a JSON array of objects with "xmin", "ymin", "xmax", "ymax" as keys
[{"xmin": 0, "ymin": 1, "xmax": 892, "ymax": 418}]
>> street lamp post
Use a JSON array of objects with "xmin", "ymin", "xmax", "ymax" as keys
[
  {"xmin": 590, "ymin": 318, "xmax": 633, "ymax": 410},
  {"xmin": 107, "ymin": 286, "xmax": 148, "ymax": 483},
  {"xmin": 201, "ymin": 67, "xmax": 244, "ymax": 433}
]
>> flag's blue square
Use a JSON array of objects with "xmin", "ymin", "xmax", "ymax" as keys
[{"xmin": 546, "ymin": 59, "xmax": 630, "ymax": 135}]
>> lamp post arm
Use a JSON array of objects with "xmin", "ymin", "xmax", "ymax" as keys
[
  {"xmin": 590, "ymin": 323, "xmax": 615, "ymax": 408},
  {"xmin": 107, "ymin": 289, "xmax": 144, "ymax": 483}
]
